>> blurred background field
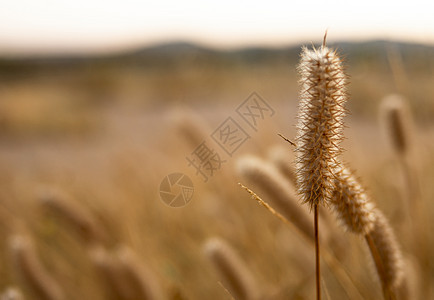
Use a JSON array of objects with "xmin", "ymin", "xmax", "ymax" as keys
[{"xmin": 1, "ymin": 39, "xmax": 434, "ymax": 299}]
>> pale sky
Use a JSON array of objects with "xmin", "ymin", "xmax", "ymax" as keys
[{"xmin": 0, "ymin": 0, "xmax": 433, "ymax": 55}]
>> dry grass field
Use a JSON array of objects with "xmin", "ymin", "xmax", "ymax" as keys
[{"xmin": 0, "ymin": 40, "xmax": 433, "ymax": 299}]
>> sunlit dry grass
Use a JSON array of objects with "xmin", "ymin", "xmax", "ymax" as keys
[{"xmin": 0, "ymin": 41, "xmax": 434, "ymax": 299}]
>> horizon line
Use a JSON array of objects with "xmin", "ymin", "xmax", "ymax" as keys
[{"xmin": 1, "ymin": 36, "xmax": 434, "ymax": 59}]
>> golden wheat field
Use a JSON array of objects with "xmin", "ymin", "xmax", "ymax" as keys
[{"xmin": 0, "ymin": 41, "xmax": 433, "ymax": 299}]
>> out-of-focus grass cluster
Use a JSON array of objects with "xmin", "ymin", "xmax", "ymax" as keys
[{"xmin": 0, "ymin": 40, "xmax": 433, "ymax": 299}]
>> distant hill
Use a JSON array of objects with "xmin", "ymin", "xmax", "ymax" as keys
[{"xmin": 1, "ymin": 40, "xmax": 434, "ymax": 79}]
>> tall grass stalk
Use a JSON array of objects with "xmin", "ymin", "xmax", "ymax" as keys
[{"xmin": 295, "ymin": 36, "xmax": 347, "ymax": 300}]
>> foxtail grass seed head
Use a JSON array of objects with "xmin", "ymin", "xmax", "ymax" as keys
[
  {"xmin": 0, "ymin": 287, "xmax": 25, "ymax": 300},
  {"xmin": 115, "ymin": 246, "xmax": 163, "ymax": 300},
  {"xmin": 296, "ymin": 44, "xmax": 348, "ymax": 209},
  {"xmin": 38, "ymin": 189, "xmax": 108, "ymax": 245},
  {"xmin": 380, "ymin": 94, "xmax": 411, "ymax": 155},
  {"xmin": 397, "ymin": 256, "xmax": 420, "ymax": 300},
  {"xmin": 90, "ymin": 245, "xmax": 162, "ymax": 300},
  {"xmin": 368, "ymin": 210, "xmax": 404, "ymax": 293},
  {"xmin": 237, "ymin": 155, "xmax": 314, "ymax": 240},
  {"xmin": 204, "ymin": 237, "xmax": 260, "ymax": 300},
  {"xmin": 89, "ymin": 245, "xmax": 126, "ymax": 299},
  {"xmin": 170, "ymin": 109, "xmax": 210, "ymax": 148},
  {"xmin": 331, "ymin": 166, "xmax": 376, "ymax": 234},
  {"xmin": 8, "ymin": 235, "xmax": 65, "ymax": 300}
]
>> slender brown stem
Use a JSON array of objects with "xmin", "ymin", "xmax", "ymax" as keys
[{"xmin": 315, "ymin": 204, "xmax": 321, "ymax": 300}]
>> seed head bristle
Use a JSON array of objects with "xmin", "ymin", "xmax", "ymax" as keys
[{"xmin": 295, "ymin": 45, "xmax": 348, "ymax": 209}]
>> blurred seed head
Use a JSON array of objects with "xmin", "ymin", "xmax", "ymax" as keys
[
  {"xmin": 38, "ymin": 188, "xmax": 108, "ymax": 245},
  {"xmin": 169, "ymin": 109, "xmax": 210, "ymax": 148},
  {"xmin": 0, "ymin": 287, "xmax": 25, "ymax": 300},
  {"xmin": 380, "ymin": 94, "xmax": 412, "ymax": 155},
  {"xmin": 236, "ymin": 155, "xmax": 314, "ymax": 240},
  {"xmin": 203, "ymin": 237, "xmax": 261, "ymax": 300},
  {"xmin": 115, "ymin": 246, "xmax": 163, "ymax": 300},
  {"xmin": 89, "ymin": 245, "xmax": 162, "ymax": 300},
  {"xmin": 267, "ymin": 145, "xmax": 297, "ymax": 186},
  {"xmin": 8, "ymin": 235, "xmax": 65, "ymax": 300}
]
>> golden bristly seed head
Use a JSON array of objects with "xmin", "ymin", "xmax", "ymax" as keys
[
  {"xmin": 331, "ymin": 166, "xmax": 376, "ymax": 234},
  {"xmin": 296, "ymin": 45, "xmax": 348, "ymax": 209},
  {"xmin": 369, "ymin": 210, "xmax": 404, "ymax": 290}
]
